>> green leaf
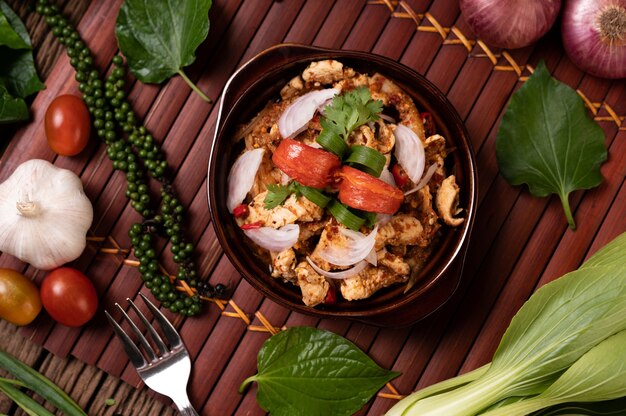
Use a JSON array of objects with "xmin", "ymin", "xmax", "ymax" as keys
[
  {"xmin": 496, "ymin": 60, "xmax": 607, "ymax": 229},
  {"xmin": 264, "ymin": 182, "xmax": 299, "ymax": 209},
  {"xmin": 483, "ymin": 330, "xmax": 626, "ymax": 416},
  {"xmin": 0, "ymin": 1, "xmax": 31, "ymax": 49},
  {"xmin": 317, "ymin": 86, "xmax": 383, "ymax": 157},
  {"xmin": 0, "ymin": 349, "xmax": 87, "ymax": 416},
  {"xmin": 0, "ymin": 85, "xmax": 28, "ymax": 124},
  {"xmin": 115, "ymin": 0, "xmax": 212, "ymax": 102},
  {"xmin": 0, "ymin": 47, "xmax": 45, "ymax": 98},
  {"xmin": 0, "ymin": 380, "xmax": 55, "ymax": 416},
  {"xmin": 241, "ymin": 327, "xmax": 399, "ymax": 416}
]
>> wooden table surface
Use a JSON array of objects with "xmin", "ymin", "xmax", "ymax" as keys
[{"xmin": 1, "ymin": 0, "xmax": 625, "ymax": 415}]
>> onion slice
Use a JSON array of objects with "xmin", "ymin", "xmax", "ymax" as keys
[
  {"xmin": 379, "ymin": 167, "xmax": 396, "ymax": 186},
  {"xmin": 394, "ymin": 124, "xmax": 425, "ymax": 184},
  {"xmin": 404, "ymin": 163, "xmax": 439, "ymax": 196},
  {"xmin": 278, "ymin": 88, "xmax": 339, "ymax": 138},
  {"xmin": 243, "ymin": 224, "xmax": 299, "ymax": 252},
  {"xmin": 227, "ymin": 148, "xmax": 265, "ymax": 212},
  {"xmin": 376, "ymin": 213, "xmax": 393, "ymax": 226},
  {"xmin": 365, "ymin": 248, "xmax": 378, "ymax": 266},
  {"xmin": 317, "ymin": 226, "xmax": 378, "ymax": 267},
  {"xmin": 307, "ymin": 257, "xmax": 368, "ymax": 280}
]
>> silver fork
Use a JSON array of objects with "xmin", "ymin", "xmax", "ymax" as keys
[{"xmin": 105, "ymin": 293, "xmax": 198, "ymax": 416}]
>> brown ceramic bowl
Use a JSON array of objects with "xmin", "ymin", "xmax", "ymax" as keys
[{"xmin": 208, "ymin": 44, "xmax": 477, "ymax": 327}]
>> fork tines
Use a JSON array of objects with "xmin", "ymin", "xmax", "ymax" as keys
[{"xmin": 105, "ymin": 293, "xmax": 183, "ymax": 368}]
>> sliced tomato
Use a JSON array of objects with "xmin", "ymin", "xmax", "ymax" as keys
[
  {"xmin": 336, "ymin": 166, "xmax": 404, "ymax": 214},
  {"xmin": 272, "ymin": 139, "xmax": 341, "ymax": 189},
  {"xmin": 391, "ymin": 164, "xmax": 409, "ymax": 188}
]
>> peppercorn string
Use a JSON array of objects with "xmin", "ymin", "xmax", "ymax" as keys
[{"xmin": 36, "ymin": 0, "xmax": 227, "ymax": 316}]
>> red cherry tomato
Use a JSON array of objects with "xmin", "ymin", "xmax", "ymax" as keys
[
  {"xmin": 45, "ymin": 95, "xmax": 91, "ymax": 156},
  {"xmin": 272, "ymin": 139, "xmax": 341, "ymax": 189},
  {"xmin": 391, "ymin": 164, "xmax": 409, "ymax": 188},
  {"xmin": 336, "ymin": 166, "xmax": 404, "ymax": 214},
  {"xmin": 40, "ymin": 267, "xmax": 98, "ymax": 327}
]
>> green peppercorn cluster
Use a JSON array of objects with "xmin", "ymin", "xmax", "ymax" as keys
[{"xmin": 36, "ymin": 0, "xmax": 226, "ymax": 316}]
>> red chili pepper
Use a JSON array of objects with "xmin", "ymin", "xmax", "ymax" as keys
[
  {"xmin": 421, "ymin": 112, "xmax": 436, "ymax": 137},
  {"xmin": 233, "ymin": 204, "xmax": 249, "ymax": 218},
  {"xmin": 391, "ymin": 164, "xmax": 409, "ymax": 188},
  {"xmin": 240, "ymin": 221, "xmax": 263, "ymax": 230},
  {"xmin": 324, "ymin": 286, "xmax": 337, "ymax": 305}
]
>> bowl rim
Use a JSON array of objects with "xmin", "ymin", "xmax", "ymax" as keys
[{"xmin": 208, "ymin": 43, "xmax": 477, "ymax": 322}]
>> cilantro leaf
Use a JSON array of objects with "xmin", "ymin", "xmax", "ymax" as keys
[
  {"xmin": 496, "ymin": 61, "xmax": 607, "ymax": 230},
  {"xmin": 264, "ymin": 182, "xmax": 299, "ymax": 209},
  {"xmin": 317, "ymin": 86, "xmax": 383, "ymax": 157}
]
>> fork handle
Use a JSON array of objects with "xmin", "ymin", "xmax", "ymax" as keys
[{"xmin": 173, "ymin": 397, "xmax": 199, "ymax": 416}]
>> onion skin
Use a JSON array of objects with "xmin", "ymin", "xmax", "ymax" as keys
[
  {"xmin": 562, "ymin": 0, "xmax": 626, "ymax": 79},
  {"xmin": 460, "ymin": 0, "xmax": 561, "ymax": 49}
]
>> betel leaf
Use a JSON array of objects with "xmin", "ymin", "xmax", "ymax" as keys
[
  {"xmin": 496, "ymin": 60, "xmax": 607, "ymax": 230},
  {"xmin": 0, "ymin": 1, "xmax": 31, "ymax": 49},
  {"xmin": 482, "ymin": 330, "xmax": 626, "ymax": 416},
  {"xmin": 115, "ymin": 0, "xmax": 212, "ymax": 102},
  {"xmin": 0, "ymin": 47, "xmax": 46, "ymax": 98},
  {"xmin": 0, "ymin": 85, "xmax": 28, "ymax": 123},
  {"xmin": 240, "ymin": 327, "xmax": 399, "ymax": 416}
]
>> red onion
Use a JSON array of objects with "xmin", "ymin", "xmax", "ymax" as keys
[
  {"xmin": 227, "ymin": 148, "xmax": 265, "ymax": 212},
  {"xmin": 404, "ymin": 163, "xmax": 439, "ymax": 196},
  {"xmin": 243, "ymin": 224, "xmax": 300, "ymax": 252},
  {"xmin": 394, "ymin": 124, "xmax": 425, "ymax": 183},
  {"xmin": 563, "ymin": 0, "xmax": 626, "ymax": 79},
  {"xmin": 306, "ymin": 257, "xmax": 368, "ymax": 280},
  {"xmin": 317, "ymin": 226, "xmax": 378, "ymax": 267},
  {"xmin": 460, "ymin": 0, "xmax": 562, "ymax": 49},
  {"xmin": 278, "ymin": 88, "xmax": 339, "ymax": 138}
]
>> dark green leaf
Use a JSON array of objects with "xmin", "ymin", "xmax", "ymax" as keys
[
  {"xmin": 115, "ymin": 0, "xmax": 212, "ymax": 101},
  {"xmin": 241, "ymin": 327, "xmax": 399, "ymax": 416},
  {"xmin": 0, "ymin": 47, "xmax": 45, "ymax": 98},
  {"xmin": 496, "ymin": 60, "xmax": 607, "ymax": 229},
  {"xmin": 533, "ymin": 397, "xmax": 626, "ymax": 416},
  {"xmin": 0, "ymin": 85, "xmax": 28, "ymax": 124},
  {"xmin": 0, "ymin": 2, "xmax": 31, "ymax": 49}
]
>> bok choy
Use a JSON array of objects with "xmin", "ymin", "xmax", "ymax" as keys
[{"xmin": 387, "ymin": 232, "xmax": 626, "ymax": 416}]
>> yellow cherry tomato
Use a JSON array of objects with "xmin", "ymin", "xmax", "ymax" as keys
[{"xmin": 0, "ymin": 268, "xmax": 41, "ymax": 326}]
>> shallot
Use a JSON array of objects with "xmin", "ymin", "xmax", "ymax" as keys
[
  {"xmin": 278, "ymin": 88, "xmax": 339, "ymax": 138},
  {"xmin": 227, "ymin": 148, "xmax": 264, "ymax": 212},
  {"xmin": 243, "ymin": 224, "xmax": 300, "ymax": 252},
  {"xmin": 460, "ymin": 0, "xmax": 561, "ymax": 49},
  {"xmin": 562, "ymin": 0, "xmax": 626, "ymax": 79}
]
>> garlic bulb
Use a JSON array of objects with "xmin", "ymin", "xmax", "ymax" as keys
[{"xmin": 0, "ymin": 159, "xmax": 93, "ymax": 270}]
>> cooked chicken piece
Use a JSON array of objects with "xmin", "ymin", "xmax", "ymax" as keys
[
  {"xmin": 297, "ymin": 220, "xmax": 326, "ymax": 242},
  {"xmin": 243, "ymin": 101, "xmax": 287, "ymax": 151},
  {"xmin": 245, "ymin": 192, "xmax": 323, "ymax": 228},
  {"xmin": 303, "ymin": 60, "xmax": 344, "ymax": 85},
  {"xmin": 309, "ymin": 223, "xmax": 346, "ymax": 271},
  {"xmin": 295, "ymin": 261, "xmax": 329, "ymax": 306},
  {"xmin": 280, "ymin": 75, "xmax": 305, "ymax": 99},
  {"xmin": 368, "ymin": 73, "xmax": 425, "ymax": 140},
  {"xmin": 340, "ymin": 266, "xmax": 406, "ymax": 301},
  {"xmin": 271, "ymin": 249, "xmax": 297, "ymax": 282},
  {"xmin": 436, "ymin": 175, "xmax": 464, "ymax": 227},
  {"xmin": 375, "ymin": 214, "xmax": 425, "ymax": 250},
  {"xmin": 347, "ymin": 120, "xmax": 395, "ymax": 154},
  {"xmin": 251, "ymin": 154, "xmax": 282, "ymax": 196},
  {"xmin": 377, "ymin": 248, "xmax": 410, "ymax": 276}
]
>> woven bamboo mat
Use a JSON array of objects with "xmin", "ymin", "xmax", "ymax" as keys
[{"xmin": 1, "ymin": 0, "xmax": 625, "ymax": 415}]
